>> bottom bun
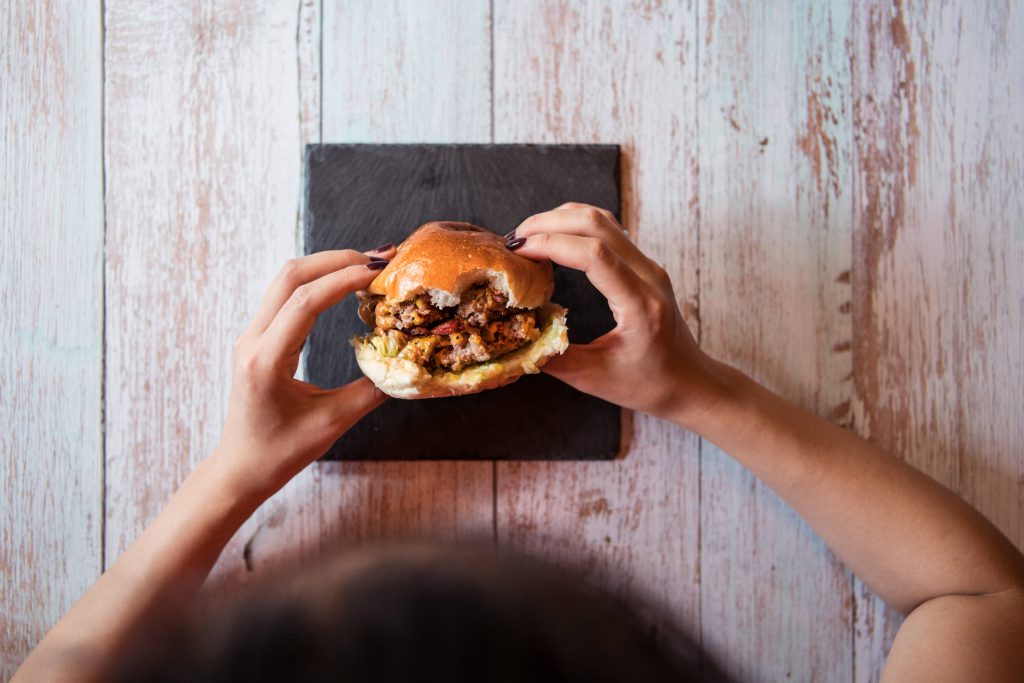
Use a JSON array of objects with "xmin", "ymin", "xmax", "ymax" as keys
[{"xmin": 353, "ymin": 304, "xmax": 569, "ymax": 399}]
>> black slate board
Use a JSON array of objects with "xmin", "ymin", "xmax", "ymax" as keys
[{"xmin": 304, "ymin": 144, "xmax": 621, "ymax": 460}]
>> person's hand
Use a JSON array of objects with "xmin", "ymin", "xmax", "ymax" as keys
[
  {"xmin": 509, "ymin": 203, "xmax": 726, "ymax": 425},
  {"xmin": 214, "ymin": 246, "xmax": 396, "ymax": 498}
]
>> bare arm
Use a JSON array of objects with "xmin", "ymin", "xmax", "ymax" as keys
[
  {"xmin": 513, "ymin": 204, "xmax": 1024, "ymax": 681},
  {"xmin": 14, "ymin": 247, "xmax": 393, "ymax": 683},
  {"xmin": 13, "ymin": 453, "xmax": 264, "ymax": 682},
  {"xmin": 686, "ymin": 363, "xmax": 1024, "ymax": 682},
  {"xmin": 683, "ymin": 363, "xmax": 1024, "ymax": 615}
]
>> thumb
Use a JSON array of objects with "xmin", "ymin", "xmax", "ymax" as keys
[
  {"xmin": 324, "ymin": 377, "xmax": 388, "ymax": 435},
  {"xmin": 542, "ymin": 341, "xmax": 607, "ymax": 392}
]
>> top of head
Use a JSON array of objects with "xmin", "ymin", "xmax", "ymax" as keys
[{"xmin": 367, "ymin": 221, "xmax": 554, "ymax": 309}]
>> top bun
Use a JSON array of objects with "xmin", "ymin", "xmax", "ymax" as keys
[{"xmin": 367, "ymin": 222, "xmax": 554, "ymax": 309}]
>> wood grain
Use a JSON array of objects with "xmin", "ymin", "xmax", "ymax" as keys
[
  {"xmin": 308, "ymin": 0, "xmax": 495, "ymax": 547},
  {"xmin": 320, "ymin": 0, "xmax": 491, "ymax": 143},
  {"xmin": 211, "ymin": 0, "xmax": 326, "ymax": 586},
  {"xmin": 0, "ymin": 3, "xmax": 104, "ymax": 677},
  {"xmin": 5, "ymin": 1, "xmax": 1023, "ymax": 679},
  {"xmin": 851, "ymin": 2, "xmax": 1024, "ymax": 679},
  {"xmin": 103, "ymin": 1, "xmax": 311, "ymax": 583},
  {"xmin": 492, "ymin": 0, "xmax": 704, "ymax": 645},
  {"xmin": 697, "ymin": 1, "xmax": 856, "ymax": 680}
]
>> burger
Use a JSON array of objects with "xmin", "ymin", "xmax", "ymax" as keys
[{"xmin": 352, "ymin": 221, "xmax": 568, "ymax": 399}]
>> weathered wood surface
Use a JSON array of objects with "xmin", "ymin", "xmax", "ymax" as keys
[
  {"xmin": 320, "ymin": 0, "xmax": 491, "ymax": 144},
  {"xmin": 0, "ymin": 2, "xmax": 104, "ymax": 679},
  {"xmin": 3, "ymin": 1, "xmax": 1023, "ymax": 680},
  {"xmin": 493, "ymin": 0, "xmax": 704, "ymax": 644},
  {"xmin": 312, "ymin": 0, "xmax": 495, "ymax": 548},
  {"xmin": 851, "ymin": 2, "xmax": 1024, "ymax": 679},
  {"xmin": 102, "ymin": 1, "xmax": 313, "ymax": 583},
  {"xmin": 697, "ymin": 1, "xmax": 855, "ymax": 680}
]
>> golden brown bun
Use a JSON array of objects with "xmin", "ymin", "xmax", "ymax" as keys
[
  {"xmin": 353, "ymin": 304, "xmax": 568, "ymax": 399},
  {"xmin": 367, "ymin": 221, "xmax": 554, "ymax": 309}
]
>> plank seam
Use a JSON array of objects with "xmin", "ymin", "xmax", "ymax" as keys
[
  {"xmin": 849, "ymin": 6, "xmax": 858, "ymax": 680},
  {"xmin": 295, "ymin": 0, "xmax": 315, "ymax": 257},
  {"xmin": 489, "ymin": 0, "xmax": 498, "ymax": 550},
  {"xmin": 489, "ymin": 0, "xmax": 495, "ymax": 144},
  {"xmin": 318, "ymin": 0, "xmax": 324, "ymax": 143},
  {"xmin": 849, "ymin": 6, "xmax": 862, "ymax": 680},
  {"xmin": 693, "ymin": 0, "xmax": 704, "ymax": 672},
  {"xmin": 99, "ymin": 0, "xmax": 109, "ymax": 575},
  {"xmin": 295, "ymin": 0, "xmax": 302, "ymax": 257},
  {"xmin": 851, "ymin": 581, "xmax": 858, "ymax": 683}
]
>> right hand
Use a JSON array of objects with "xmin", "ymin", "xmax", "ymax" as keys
[{"xmin": 510, "ymin": 203, "xmax": 727, "ymax": 425}]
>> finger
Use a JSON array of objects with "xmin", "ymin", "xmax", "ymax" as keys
[
  {"xmin": 541, "ymin": 339, "xmax": 615, "ymax": 396},
  {"xmin": 524, "ymin": 205, "xmax": 624, "ymax": 235},
  {"xmin": 285, "ymin": 378, "xmax": 387, "ymax": 470},
  {"xmin": 553, "ymin": 202, "xmax": 619, "ymax": 223},
  {"xmin": 365, "ymin": 241, "xmax": 398, "ymax": 256},
  {"xmin": 515, "ymin": 207, "xmax": 663, "ymax": 285},
  {"xmin": 322, "ymin": 377, "xmax": 388, "ymax": 435},
  {"xmin": 542, "ymin": 342, "xmax": 602, "ymax": 382},
  {"xmin": 512, "ymin": 233, "xmax": 649, "ymax": 320},
  {"xmin": 260, "ymin": 263, "xmax": 380, "ymax": 364},
  {"xmin": 247, "ymin": 248, "xmax": 396, "ymax": 336}
]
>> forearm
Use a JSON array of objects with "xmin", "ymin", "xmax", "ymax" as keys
[
  {"xmin": 681, "ymin": 360, "xmax": 1024, "ymax": 614},
  {"xmin": 15, "ymin": 449, "xmax": 263, "ymax": 683},
  {"xmin": 14, "ymin": 252, "xmax": 387, "ymax": 682}
]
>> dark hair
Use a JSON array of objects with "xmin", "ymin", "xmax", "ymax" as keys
[{"xmin": 113, "ymin": 543, "xmax": 725, "ymax": 682}]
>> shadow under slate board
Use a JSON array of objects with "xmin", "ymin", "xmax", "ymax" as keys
[{"xmin": 304, "ymin": 144, "xmax": 621, "ymax": 460}]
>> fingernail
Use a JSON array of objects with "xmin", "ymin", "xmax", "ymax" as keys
[
  {"xmin": 506, "ymin": 237, "xmax": 526, "ymax": 251},
  {"xmin": 503, "ymin": 229, "xmax": 517, "ymax": 240},
  {"xmin": 370, "ymin": 243, "xmax": 394, "ymax": 253},
  {"xmin": 366, "ymin": 259, "xmax": 388, "ymax": 270}
]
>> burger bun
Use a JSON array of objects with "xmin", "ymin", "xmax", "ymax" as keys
[{"xmin": 367, "ymin": 222, "xmax": 554, "ymax": 309}]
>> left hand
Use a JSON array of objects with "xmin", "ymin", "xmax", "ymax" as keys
[{"xmin": 215, "ymin": 246, "xmax": 395, "ymax": 497}]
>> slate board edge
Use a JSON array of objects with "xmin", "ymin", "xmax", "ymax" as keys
[{"xmin": 302, "ymin": 143, "xmax": 623, "ymax": 461}]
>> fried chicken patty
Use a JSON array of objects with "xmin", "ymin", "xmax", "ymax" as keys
[{"xmin": 358, "ymin": 285, "xmax": 540, "ymax": 372}]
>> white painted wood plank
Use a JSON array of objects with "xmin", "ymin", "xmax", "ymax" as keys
[
  {"xmin": 0, "ymin": 2, "xmax": 104, "ymax": 677},
  {"xmin": 208, "ymin": 0, "xmax": 328, "ymax": 584},
  {"xmin": 321, "ymin": 0, "xmax": 492, "ymax": 143},
  {"xmin": 947, "ymin": 3, "xmax": 1024, "ymax": 569},
  {"xmin": 493, "ymin": 0, "xmax": 703, "ymax": 642},
  {"xmin": 11, "ymin": 4, "xmax": 1014, "ymax": 681},
  {"xmin": 304, "ymin": 0, "xmax": 495, "ymax": 548},
  {"xmin": 103, "ymin": 2, "xmax": 311, "ymax": 583},
  {"xmin": 851, "ymin": 2, "xmax": 1024, "ymax": 679},
  {"xmin": 104, "ymin": 0, "xmax": 495, "ymax": 587},
  {"xmin": 697, "ymin": 2, "xmax": 855, "ymax": 680}
]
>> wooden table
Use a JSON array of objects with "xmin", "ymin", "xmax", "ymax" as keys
[{"xmin": 3, "ymin": 2, "xmax": 1022, "ymax": 680}]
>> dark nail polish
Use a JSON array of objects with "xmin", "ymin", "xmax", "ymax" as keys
[
  {"xmin": 371, "ymin": 242, "xmax": 394, "ymax": 252},
  {"xmin": 366, "ymin": 259, "xmax": 388, "ymax": 270},
  {"xmin": 506, "ymin": 237, "xmax": 526, "ymax": 251},
  {"xmin": 503, "ymin": 229, "xmax": 517, "ymax": 240}
]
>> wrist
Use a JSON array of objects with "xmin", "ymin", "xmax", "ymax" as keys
[
  {"xmin": 206, "ymin": 443, "xmax": 281, "ymax": 510},
  {"xmin": 669, "ymin": 356, "xmax": 751, "ymax": 436}
]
